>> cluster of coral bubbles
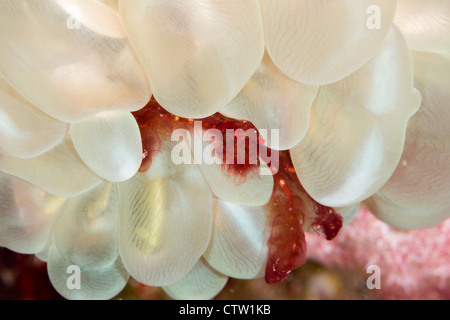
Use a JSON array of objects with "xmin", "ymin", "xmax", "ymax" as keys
[{"xmin": 0, "ymin": 0, "xmax": 449, "ymax": 300}]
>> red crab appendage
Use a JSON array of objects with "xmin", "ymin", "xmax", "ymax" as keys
[
  {"xmin": 263, "ymin": 151, "xmax": 307, "ymax": 284},
  {"xmin": 264, "ymin": 152, "xmax": 343, "ymax": 284},
  {"xmin": 133, "ymin": 98, "xmax": 262, "ymax": 180}
]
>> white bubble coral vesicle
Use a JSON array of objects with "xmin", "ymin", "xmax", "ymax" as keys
[
  {"xmin": 0, "ymin": 0, "xmax": 150, "ymax": 122},
  {"xmin": 366, "ymin": 51, "xmax": 450, "ymax": 229},
  {"xmin": 260, "ymin": 0, "xmax": 398, "ymax": 85},
  {"xmin": 291, "ymin": 26, "xmax": 421, "ymax": 207},
  {"xmin": 120, "ymin": 0, "xmax": 265, "ymax": 119}
]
